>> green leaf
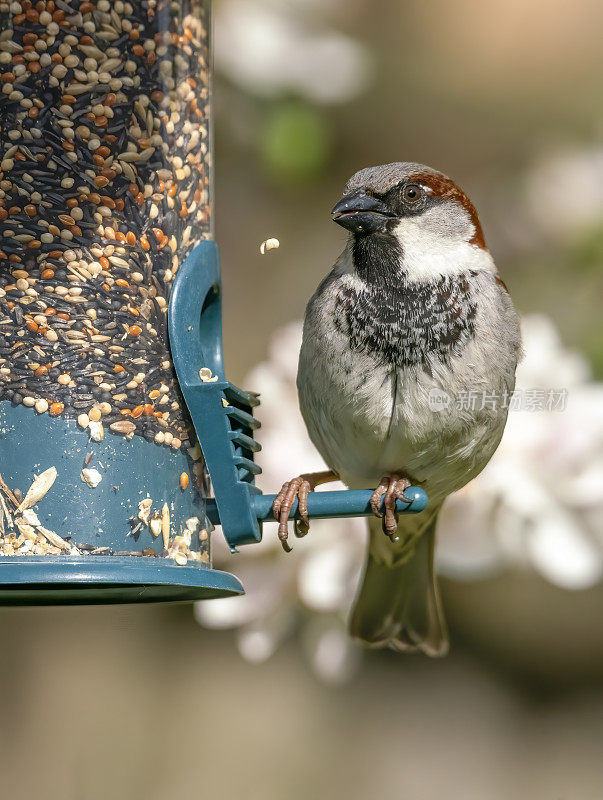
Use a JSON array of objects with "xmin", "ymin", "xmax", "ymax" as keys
[{"xmin": 260, "ymin": 103, "xmax": 331, "ymax": 184}]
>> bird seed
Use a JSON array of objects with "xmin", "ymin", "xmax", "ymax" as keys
[{"xmin": 0, "ymin": 0, "xmax": 212, "ymax": 451}]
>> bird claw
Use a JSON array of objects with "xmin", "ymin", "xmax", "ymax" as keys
[
  {"xmin": 273, "ymin": 476, "xmax": 312, "ymax": 552},
  {"xmin": 370, "ymin": 474, "xmax": 413, "ymax": 541}
]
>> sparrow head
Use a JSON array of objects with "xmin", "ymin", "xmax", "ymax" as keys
[{"xmin": 331, "ymin": 162, "xmax": 487, "ymax": 259}]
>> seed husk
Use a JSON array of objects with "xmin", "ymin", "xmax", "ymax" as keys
[
  {"xmin": 89, "ymin": 420, "xmax": 104, "ymax": 442},
  {"xmin": 161, "ymin": 503, "xmax": 170, "ymax": 550},
  {"xmin": 138, "ymin": 498, "xmax": 152, "ymax": 526},
  {"xmin": 16, "ymin": 466, "xmax": 58, "ymax": 512},
  {"xmin": 109, "ymin": 420, "xmax": 136, "ymax": 436},
  {"xmin": 37, "ymin": 526, "xmax": 70, "ymax": 552}
]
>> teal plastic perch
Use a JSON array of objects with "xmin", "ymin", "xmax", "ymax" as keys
[{"xmin": 205, "ymin": 487, "xmax": 428, "ymax": 527}]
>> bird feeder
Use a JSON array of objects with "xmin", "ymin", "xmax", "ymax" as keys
[{"xmin": 0, "ymin": 0, "xmax": 427, "ymax": 605}]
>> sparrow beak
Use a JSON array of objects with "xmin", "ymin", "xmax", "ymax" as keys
[{"xmin": 331, "ymin": 190, "xmax": 392, "ymax": 234}]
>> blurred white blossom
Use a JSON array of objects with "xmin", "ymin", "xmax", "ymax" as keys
[
  {"xmin": 437, "ymin": 314, "xmax": 603, "ymax": 590},
  {"xmin": 215, "ymin": 0, "xmax": 373, "ymax": 103},
  {"xmin": 196, "ymin": 314, "xmax": 603, "ymax": 677},
  {"xmin": 526, "ymin": 147, "xmax": 603, "ymax": 239}
]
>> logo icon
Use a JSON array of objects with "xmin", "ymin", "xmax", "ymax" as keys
[{"xmin": 428, "ymin": 388, "xmax": 451, "ymax": 412}]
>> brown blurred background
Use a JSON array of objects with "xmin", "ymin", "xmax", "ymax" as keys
[{"xmin": 3, "ymin": 1, "xmax": 603, "ymax": 797}]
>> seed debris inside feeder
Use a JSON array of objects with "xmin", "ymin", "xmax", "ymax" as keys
[
  {"xmin": 161, "ymin": 503, "xmax": 170, "ymax": 550},
  {"xmin": 89, "ymin": 421, "xmax": 104, "ymax": 442},
  {"xmin": 138, "ymin": 499, "xmax": 153, "ymax": 526},
  {"xmin": 81, "ymin": 468, "xmax": 103, "ymax": 489},
  {"xmin": 37, "ymin": 527, "xmax": 71, "ymax": 553},
  {"xmin": 0, "ymin": 467, "xmax": 210, "ymax": 562},
  {"xmin": 198, "ymin": 367, "xmax": 218, "ymax": 382}
]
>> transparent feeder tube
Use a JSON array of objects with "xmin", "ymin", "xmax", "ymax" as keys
[{"xmin": 0, "ymin": 0, "xmax": 214, "ymax": 562}]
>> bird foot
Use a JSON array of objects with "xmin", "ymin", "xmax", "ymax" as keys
[
  {"xmin": 370, "ymin": 474, "xmax": 413, "ymax": 542},
  {"xmin": 273, "ymin": 475, "xmax": 313, "ymax": 552},
  {"xmin": 272, "ymin": 469, "xmax": 339, "ymax": 552}
]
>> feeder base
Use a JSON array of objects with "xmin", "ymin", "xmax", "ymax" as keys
[{"xmin": 0, "ymin": 556, "xmax": 244, "ymax": 605}]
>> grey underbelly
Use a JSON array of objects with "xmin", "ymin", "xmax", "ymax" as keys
[{"xmin": 299, "ymin": 345, "xmax": 510, "ymax": 495}]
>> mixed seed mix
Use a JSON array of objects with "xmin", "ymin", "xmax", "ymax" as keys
[{"xmin": 0, "ymin": 0, "xmax": 212, "ymax": 449}]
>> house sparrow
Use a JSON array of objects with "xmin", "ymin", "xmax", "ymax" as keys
[{"xmin": 273, "ymin": 162, "xmax": 521, "ymax": 655}]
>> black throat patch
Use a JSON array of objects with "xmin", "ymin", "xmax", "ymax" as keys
[{"xmin": 335, "ymin": 234, "xmax": 478, "ymax": 368}]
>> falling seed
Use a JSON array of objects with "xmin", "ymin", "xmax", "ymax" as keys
[
  {"xmin": 179, "ymin": 472, "xmax": 189, "ymax": 491},
  {"xmin": 16, "ymin": 467, "xmax": 58, "ymax": 512},
  {"xmin": 260, "ymin": 237, "xmax": 280, "ymax": 255},
  {"xmin": 149, "ymin": 517, "xmax": 162, "ymax": 538},
  {"xmin": 161, "ymin": 503, "xmax": 170, "ymax": 549},
  {"xmin": 81, "ymin": 468, "xmax": 102, "ymax": 488}
]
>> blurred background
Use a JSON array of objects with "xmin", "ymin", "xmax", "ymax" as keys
[{"xmin": 3, "ymin": 0, "xmax": 603, "ymax": 796}]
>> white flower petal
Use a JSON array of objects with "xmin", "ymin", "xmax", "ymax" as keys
[
  {"xmin": 215, "ymin": 1, "xmax": 371, "ymax": 104},
  {"xmin": 194, "ymin": 562, "xmax": 289, "ymax": 628},
  {"xmin": 527, "ymin": 513, "xmax": 602, "ymax": 590},
  {"xmin": 526, "ymin": 147, "xmax": 603, "ymax": 238},
  {"xmin": 303, "ymin": 620, "xmax": 361, "ymax": 685},
  {"xmin": 236, "ymin": 607, "xmax": 297, "ymax": 663},
  {"xmin": 237, "ymin": 629, "xmax": 277, "ymax": 663},
  {"xmin": 298, "ymin": 539, "xmax": 360, "ymax": 611}
]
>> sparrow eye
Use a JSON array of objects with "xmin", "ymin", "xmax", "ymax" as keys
[{"xmin": 403, "ymin": 184, "xmax": 422, "ymax": 203}]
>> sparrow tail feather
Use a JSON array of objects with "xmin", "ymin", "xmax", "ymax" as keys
[{"xmin": 349, "ymin": 514, "xmax": 449, "ymax": 657}]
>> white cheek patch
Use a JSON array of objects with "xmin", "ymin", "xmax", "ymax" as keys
[{"xmin": 393, "ymin": 208, "xmax": 496, "ymax": 282}]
